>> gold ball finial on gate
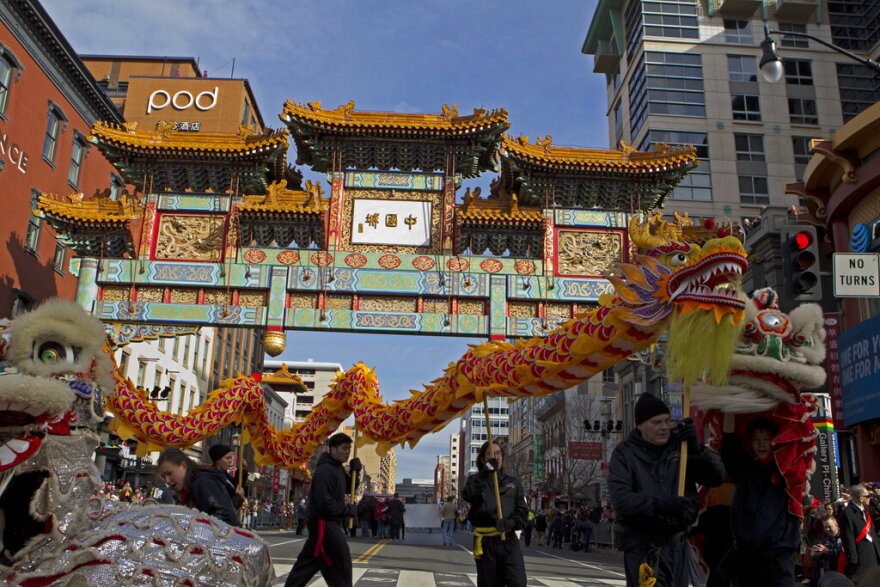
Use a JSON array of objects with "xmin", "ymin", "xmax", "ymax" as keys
[{"xmin": 263, "ymin": 330, "xmax": 286, "ymax": 357}]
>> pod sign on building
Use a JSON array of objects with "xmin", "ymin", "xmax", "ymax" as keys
[{"xmin": 147, "ymin": 87, "xmax": 219, "ymax": 114}]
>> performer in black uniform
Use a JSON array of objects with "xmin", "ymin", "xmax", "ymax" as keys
[
  {"xmin": 285, "ymin": 433, "xmax": 361, "ymax": 587},
  {"xmin": 462, "ymin": 440, "xmax": 529, "ymax": 587}
]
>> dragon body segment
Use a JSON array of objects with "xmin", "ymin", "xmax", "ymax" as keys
[{"xmin": 108, "ymin": 215, "xmax": 749, "ymax": 468}]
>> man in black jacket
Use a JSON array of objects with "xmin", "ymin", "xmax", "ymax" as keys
[
  {"xmin": 839, "ymin": 484, "xmax": 880, "ymax": 582},
  {"xmin": 463, "ymin": 440, "xmax": 529, "ymax": 587},
  {"xmin": 609, "ymin": 393, "xmax": 724, "ymax": 587},
  {"xmin": 285, "ymin": 433, "xmax": 361, "ymax": 587}
]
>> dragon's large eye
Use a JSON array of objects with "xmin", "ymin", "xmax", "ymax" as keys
[
  {"xmin": 669, "ymin": 253, "xmax": 688, "ymax": 267},
  {"xmin": 33, "ymin": 341, "xmax": 75, "ymax": 365}
]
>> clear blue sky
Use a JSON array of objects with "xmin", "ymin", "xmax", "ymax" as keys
[{"xmin": 42, "ymin": 0, "xmax": 606, "ymax": 480}]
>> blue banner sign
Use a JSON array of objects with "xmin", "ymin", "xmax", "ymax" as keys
[{"xmin": 838, "ymin": 314, "xmax": 880, "ymax": 426}]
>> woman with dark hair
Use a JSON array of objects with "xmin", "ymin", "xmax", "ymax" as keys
[
  {"xmin": 157, "ymin": 448, "xmax": 240, "ymax": 527},
  {"xmin": 462, "ymin": 440, "xmax": 528, "ymax": 587}
]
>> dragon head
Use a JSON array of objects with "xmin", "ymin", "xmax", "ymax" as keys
[{"xmin": 610, "ymin": 212, "xmax": 748, "ymax": 388}]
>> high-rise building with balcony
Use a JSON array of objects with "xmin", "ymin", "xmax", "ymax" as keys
[{"xmin": 583, "ymin": 0, "xmax": 847, "ymax": 222}]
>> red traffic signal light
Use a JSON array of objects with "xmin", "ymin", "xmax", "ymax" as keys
[
  {"xmin": 792, "ymin": 230, "xmax": 813, "ymax": 251},
  {"xmin": 781, "ymin": 225, "xmax": 822, "ymax": 301}
]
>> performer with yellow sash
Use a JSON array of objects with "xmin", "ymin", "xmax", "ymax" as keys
[{"xmin": 462, "ymin": 441, "xmax": 529, "ymax": 587}]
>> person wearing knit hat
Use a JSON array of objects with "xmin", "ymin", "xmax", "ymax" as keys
[
  {"xmin": 634, "ymin": 393, "xmax": 670, "ymax": 426},
  {"xmin": 208, "ymin": 443, "xmax": 246, "ymax": 512},
  {"xmin": 609, "ymin": 394, "xmax": 724, "ymax": 587},
  {"xmin": 209, "ymin": 444, "xmax": 234, "ymax": 466}
]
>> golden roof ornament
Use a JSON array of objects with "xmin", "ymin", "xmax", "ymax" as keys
[
  {"xmin": 338, "ymin": 100, "xmax": 356, "ymax": 119},
  {"xmin": 618, "ymin": 140, "xmax": 636, "ymax": 156},
  {"xmin": 628, "ymin": 210, "xmax": 692, "ymax": 250},
  {"xmin": 441, "ymin": 104, "xmax": 459, "ymax": 120}
]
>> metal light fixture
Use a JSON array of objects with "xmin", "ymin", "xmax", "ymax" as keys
[
  {"xmin": 760, "ymin": 23, "xmax": 880, "ymax": 84},
  {"xmin": 759, "ymin": 25, "xmax": 784, "ymax": 83}
]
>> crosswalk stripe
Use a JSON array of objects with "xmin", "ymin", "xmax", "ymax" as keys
[
  {"xmin": 535, "ymin": 579, "xmax": 584, "ymax": 587},
  {"xmin": 398, "ymin": 569, "xmax": 435, "ymax": 587},
  {"xmin": 271, "ymin": 566, "xmax": 627, "ymax": 586}
]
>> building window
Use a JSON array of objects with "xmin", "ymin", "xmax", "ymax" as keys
[
  {"xmin": 739, "ymin": 176, "xmax": 769, "ymax": 205},
  {"xmin": 52, "ymin": 242, "xmax": 65, "ymax": 273},
  {"xmin": 183, "ymin": 336, "xmax": 191, "ymax": 368},
  {"xmin": 624, "ymin": 0, "xmax": 645, "ymax": 61},
  {"xmin": 724, "ymin": 19, "xmax": 753, "ymax": 44},
  {"xmin": 67, "ymin": 134, "xmax": 87, "ymax": 189},
  {"xmin": 734, "ymin": 133, "xmax": 765, "ymax": 162},
  {"xmin": 241, "ymin": 100, "xmax": 251, "ymax": 126},
  {"xmin": 639, "ymin": 130, "xmax": 711, "ymax": 201},
  {"xmin": 640, "ymin": 0, "xmax": 699, "ymax": 40},
  {"xmin": 792, "ymin": 136, "xmax": 813, "ymax": 181},
  {"xmin": 628, "ymin": 51, "xmax": 705, "ymax": 135},
  {"xmin": 42, "ymin": 104, "xmax": 66, "ymax": 164},
  {"xmin": 779, "ymin": 23, "xmax": 808, "ymax": 48},
  {"xmin": 827, "ymin": 0, "xmax": 876, "ymax": 51},
  {"xmin": 788, "ymin": 98, "xmax": 818, "ymax": 125},
  {"xmin": 0, "ymin": 56, "xmax": 12, "ymax": 116},
  {"xmin": 727, "ymin": 55, "xmax": 757, "ymax": 82},
  {"xmin": 731, "ymin": 94, "xmax": 761, "ymax": 121},
  {"xmin": 836, "ymin": 63, "xmax": 880, "ymax": 122},
  {"xmin": 119, "ymin": 350, "xmax": 130, "ymax": 375},
  {"xmin": 25, "ymin": 189, "xmax": 42, "ymax": 254},
  {"xmin": 136, "ymin": 360, "xmax": 147, "ymax": 388},
  {"xmin": 784, "ymin": 59, "xmax": 814, "ymax": 86},
  {"xmin": 613, "ymin": 101, "xmax": 624, "ymax": 143}
]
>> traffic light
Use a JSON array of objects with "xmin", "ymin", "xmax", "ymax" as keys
[{"xmin": 781, "ymin": 225, "xmax": 822, "ymax": 301}]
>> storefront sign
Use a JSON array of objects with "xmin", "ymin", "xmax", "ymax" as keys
[
  {"xmin": 809, "ymin": 394, "xmax": 840, "ymax": 503},
  {"xmin": 0, "ymin": 131, "xmax": 29, "ymax": 174},
  {"xmin": 567, "ymin": 441, "xmax": 602, "ymax": 460},
  {"xmin": 838, "ymin": 314, "xmax": 880, "ymax": 426},
  {"xmin": 148, "ymin": 87, "xmax": 218, "ymax": 114},
  {"xmin": 157, "ymin": 120, "xmax": 201, "ymax": 132},
  {"xmin": 824, "ymin": 313, "xmax": 845, "ymax": 428}
]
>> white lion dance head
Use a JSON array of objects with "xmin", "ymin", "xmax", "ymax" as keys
[{"xmin": 0, "ymin": 300, "xmax": 273, "ymax": 585}]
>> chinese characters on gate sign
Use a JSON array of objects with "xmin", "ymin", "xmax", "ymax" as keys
[{"xmin": 352, "ymin": 199, "xmax": 432, "ymax": 247}]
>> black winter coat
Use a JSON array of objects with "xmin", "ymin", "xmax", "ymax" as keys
[
  {"xmin": 839, "ymin": 501, "xmax": 880, "ymax": 572},
  {"xmin": 721, "ymin": 432, "xmax": 800, "ymax": 549},
  {"xmin": 462, "ymin": 469, "xmax": 529, "ymax": 531},
  {"xmin": 609, "ymin": 428, "xmax": 724, "ymax": 549},
  {"xmin": 189, "ymin": 467, "xmax": 241, "ymax": 527},
  {"xmin": 307, "ymin": 452, "xmax": 356, "ymax": 521}
]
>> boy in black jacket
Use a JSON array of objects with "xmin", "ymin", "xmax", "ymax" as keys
[{"xmin": 285, "ymin": 433, "xmax": 361, "ymax": 587}]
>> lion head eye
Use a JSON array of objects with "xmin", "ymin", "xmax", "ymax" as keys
[{"xmin": 33, "ymin": 340, "xmax": 76, "ymax": 366}]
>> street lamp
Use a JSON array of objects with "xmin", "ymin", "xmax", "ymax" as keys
[{"xmin": 759, "ymin": 24, "xmax": 880, "ymax": 83}]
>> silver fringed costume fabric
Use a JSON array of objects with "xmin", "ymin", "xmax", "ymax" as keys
[{"xmin": 1, "ymin": 433, "xmax": 274, "ymax": 586}]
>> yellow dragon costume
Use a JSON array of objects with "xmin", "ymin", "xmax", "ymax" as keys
[{"xmin": 107, "ymin": 214, "xmax": 748, "ymax": 466}]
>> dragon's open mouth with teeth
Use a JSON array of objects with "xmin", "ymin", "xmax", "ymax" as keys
[{"xmin": 668, "ymin": 253, "xmax": 748, "ymax": 309}]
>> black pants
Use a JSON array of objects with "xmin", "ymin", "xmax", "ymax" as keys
[
  {"xmin": 623, "ymin": 538, "xmax": 689, "ymax": 587},
  {"xmin": 733, "ymin": 546, "xmax": 796, "ymax": 587},
  {"xmin": 474, "ymin": 534, "xmax": 526, "ymax": 587},
  {"xmin": 285, "ymin": 518, "xmax": 351, "ymax": 587}
]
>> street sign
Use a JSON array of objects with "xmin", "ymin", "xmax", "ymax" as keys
[{"xmin": 832, "ymin": 253, "xmax": 880, "ymax": 297}]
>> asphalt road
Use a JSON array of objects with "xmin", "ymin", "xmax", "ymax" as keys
[{"xmin": 261, "ymin": 528, "xmax": 626, "ymax": 586}]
